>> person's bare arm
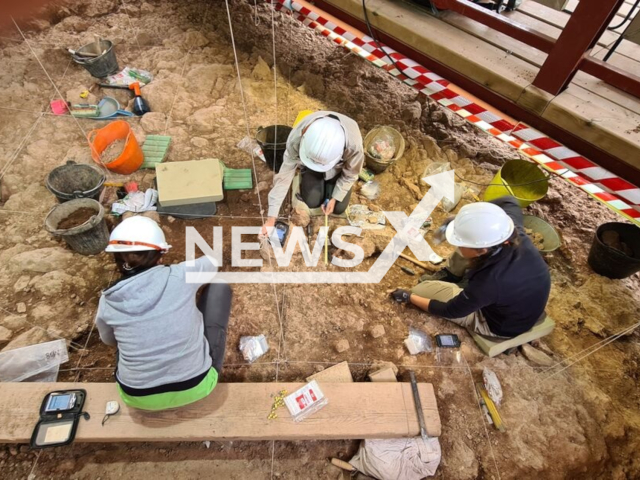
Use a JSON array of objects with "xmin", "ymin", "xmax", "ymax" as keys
[{"xmin": 409, "ymin": 294, "xmax": 431, "ymax": 312}]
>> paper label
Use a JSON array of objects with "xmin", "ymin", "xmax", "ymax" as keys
[{"xmin": 43, "ymin": 424, "xmax": 71, "ymax": 444}]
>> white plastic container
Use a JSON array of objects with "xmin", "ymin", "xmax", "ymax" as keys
[{"xmin": 284, "ymin": 380, "xmax": 328, "ymax": 422}]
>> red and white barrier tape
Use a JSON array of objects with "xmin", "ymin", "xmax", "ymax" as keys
[{"xmin": 275, "ymin": 0, "xmax": 640, "ymax": 225}]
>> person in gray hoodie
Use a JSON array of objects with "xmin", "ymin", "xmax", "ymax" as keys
[{"xmin": 95, "ymin": 216, "xmax": 231, "ymax": 411}]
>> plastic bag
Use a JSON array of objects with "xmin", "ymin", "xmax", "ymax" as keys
[
  {"xmin": 404, "ymin": 328, "xmax": 433, "ymax": 355},
  {"xmin": 349, "ymin": 437, "xmax": 442, "ymax": 480},
  {"xmin": 360, "ymin": 181, "xmax": 380, "ymax": 200},
  {"xmin": 483, "ymin": 367, "xmax": 503, "ymax": 406},
  {"xmin": 423, "ymin": 161, "xmax": 450, "ymax": 178},
  {"xmin": 367, "ymin": 131, "xmax": 397, "ymax": 160},
  {"xmin": 239, "ymin": 334, "xmax": 269, "ymax": 363},
  {"xmin": 347, "ymin": 204, "xmax": 386, "ymax": 230},
  {"xmin": 0, "ymin": 339, "xmax": 68, "ymax": 382},
  {"xmin": 442, "ymin": 183, "xmax": 465, "ymax": 213},
  {"xmin": 103, "ymin": 67, "xmax": 153, "ymax": 86},
  {"xmin": 111, "ymin": 189, "xmax": 158, "ymax": 215},
  {"xmin": 237, "ymin": 136, "xmax": 266, "ymax": 162}
]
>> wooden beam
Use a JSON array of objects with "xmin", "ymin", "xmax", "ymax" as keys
[
  {"xmin": 0, "ymin": 382, "xmax": 441, "ymax": 443},
  {"xmin": 533, "ymin": 0, "xmax": 626, "ymax": 95}
]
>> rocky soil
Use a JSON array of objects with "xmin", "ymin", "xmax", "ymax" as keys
[{"xmin": 1, "ymin": 0, "xmax": 640, "ymax": 479}]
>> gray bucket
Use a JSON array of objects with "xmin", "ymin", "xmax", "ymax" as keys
[
  {"xmin": 72, "ymin": 40, "xmax": 119, "ymax": 78},
  {"xmin": 45, "ymin": 198, "xmax": 109, "ymax": 255},
  {"xmin": 46, "ymin": 161, "xmax": 106, "ymax": 203}
]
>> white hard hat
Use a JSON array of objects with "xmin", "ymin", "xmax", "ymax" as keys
[
  {"xmin": 105, "ymin": 216, "xmax": 172, "ymax": 253},
  {"xmin": 445, "ymin": 202, "xmax": 514, "ymax": 248},
  {"xmin": 299, "ymin": 116, "xmax": 346, "ymax": 172}
]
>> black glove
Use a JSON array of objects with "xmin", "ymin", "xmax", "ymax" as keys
[{"xmin": 391, "ymin": 289, "xmax": 411, "ymax": 304}]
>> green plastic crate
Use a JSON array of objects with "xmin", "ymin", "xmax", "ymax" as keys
[
  {"xmin": 224, "ymin": 168, "xmax": 253, "ymax": 190},
  {"xmin": 141, "ymin": 135, "xmax": 171, "ymax": 169}
]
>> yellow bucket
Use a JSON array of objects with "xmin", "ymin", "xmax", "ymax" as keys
[
  {"xmin": 483, "ymin": 160, "xmax": 549, "ymax": 207},
  {"xmin": 293, "ymin": 110, "xmax": 314, "ymax": 127}
]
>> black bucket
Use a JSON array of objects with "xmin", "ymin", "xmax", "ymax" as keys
[
  {"xmin": 72, "ymin": 40, "xmax": 119, "ymax": 78},
  {"xmin": 46, "ymin": 161, "xmax": 106, "ymax": 203},
  {"xmin": 45, "ymin": 199, "xmax": 109, "ymax": 256},
  {"xmin": 588, "ymin": 222, "xmax": 640, "ymax": 279},
  {"xmin": 256, "ymin": 125, "xmax": 292, "ymax": 173}
]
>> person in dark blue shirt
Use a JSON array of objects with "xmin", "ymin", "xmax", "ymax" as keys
[{"xmin": 391, "ymin": 196, "xmax": 551, "ymax": 338}]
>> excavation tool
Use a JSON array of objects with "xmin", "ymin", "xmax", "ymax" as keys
[
  {"xmin": 409, "ymin": 370, "xmax": 430, "ymax": 444},
  {"xmin": 97, "ymin": 81, "xmax": 150, "ymax": 116},
  {"xmin": 476, "ymin": 382, "xmax": 505, "ymax": 432},
  {"xmin": 330, "ymin": 458, "xmax": 357, "ymax": 479},
  {"xmin": 324, "ymin": 199, "xmax": 329, "ymax": 266},
  {"xmin": 398, "ymin": 252, "xmax": 438, "ymax": 272}
]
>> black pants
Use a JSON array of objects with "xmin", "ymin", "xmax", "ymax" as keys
[
  {"xmin": 300, "ymin": 167, "xmax": 352, "ymax": 214},
  {"xmin": 197, "ymin": 283, "xmax": 232, "ymax": 374}
]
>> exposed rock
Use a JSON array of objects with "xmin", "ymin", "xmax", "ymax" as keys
[
  {"xmin": 187, "ymin": 64, "xmax": 234, "ymax": 96},
  {"xmin": 2, "ymin": 327, "xmax": 50, "ymax": 352},
  {"xmin": 71, "ymin": 0, "xmax": 118, "ymax": 17},
  {"xmin": 306, "ymin": 361, "xmax": 353, "ymax": 383},
  {"xmin": 2, "ymin": 315, "xmax": 27, "ymax": 331},
  {"xmin": 252, "ymin": 57, "xmax": 272, "ymax": 81},
  {"xmin": 521, "ymin": 344, "xmax": 555, "ymax": 367},
  {"xmin": 370, "ymin": 324, "xmax": 385, "ymax": 338},
  {"xmin": 136, "ymin": 32, "xmax": 155, "ymax": 46},
  {"xmin": 9, "ymin": 248, "xmax": 74, "ymax": 274},
  {"xmin": 448, "ymin": 440, "xmax": 479, "ymax": 480},
  {"xmin": 33, "ymin": 271, "xmax": 86, "ymax": 296},
  {"xmin": 402, "ymin": 101, "xmax": 422, "ymax": 123},
  {"xmin": 353, "ymin": 237, "xmax": 376, "ymax": 259},
  {"xmin": 186, "ymin": 106, "xmax": 225, "ymax": 134},
  {"xmin": 140, "ymin": 2, "xmax": 154, "ymax": 14},
  {"xmin": 191, "ymin": 137, "xmax": 209, "ymax": 148},
  {"xmin": 13, "ymin": 275, "xmax": 30, "ymax": 292},
  {"xmin": 368, "ymin": 367, "xmax": 397, "ymax": 382},
  {"xmin": 140, "ymin": 112, "xmax": 167, "ymax": 133},
  {"xmin": 370, "ymin": 360, "xmax": 398, "ymax": 375},
  {"xmin": 58, "ymin": 16, "xmax": 90, "ymax": 32},
  {"xmin": 0, "ymin": 326, "xmax": 12, "ymax": 348},
  {"xmin": 257, "ymin": 181, "xmax": 270, "ymax": 192},
  {"xmin": 185, "ymin": 31, "xmax": 210, "ymax": 48},
  {"xmin": 291, "ymin": 208, "xmax": 311, "ymax": 228},
  {"xmin": 335, "ymin": 339, "xmax": 350, "ymax": 353},
  {"xmin": 142, "ymin": 79, "xmax": 178, "ymax": 113},
  {"xmin": 16, "ymin": 303, "xmax": 27, "ymax": 314}
]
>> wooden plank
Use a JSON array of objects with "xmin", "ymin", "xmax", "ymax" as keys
[
  {"xmin": 438, "ymin": 10, "xmax": 548, "ymax": 66},
  {"xmin": 565, "ymin": 0, "xmax": 632, "ymax": 20},
  {"xmin": 519, "ymin": 0, "xmax": 631, "ymax": 31},
  {"xmin": 325, "ymin": 0, "xmax": 537, "ymax": 102},
  {"xmin": 502, "ymin": 10, "xmax": 640, "ymax": 113},
  {"xmin": 509, "ymin": 9, "xmax": 640, "ymax": 62},
  {"xmin": 0, "ymin": 382, "xmax": 441, "ymax": 443},
  {"xmin": 543, "ymin": 85, "xmax": 640, "ymax": 169}
]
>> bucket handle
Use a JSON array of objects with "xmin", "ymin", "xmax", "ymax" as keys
[
  {"xmin": 86, "ymin": 129, "xmax": 102, "ymax": 161},
  {"xmin": 73, "ymin": 190, "xmax": 86, "ymax": 199}
]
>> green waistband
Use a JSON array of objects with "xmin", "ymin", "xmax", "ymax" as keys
[{"xmin": 117, "ymin": 368, "xmax": 218, "ymax": 411}]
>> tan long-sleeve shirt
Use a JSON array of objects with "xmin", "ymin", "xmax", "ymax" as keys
[{"xmin": 267, "ymin": 111, "xmax": 364, "ymax": 218}]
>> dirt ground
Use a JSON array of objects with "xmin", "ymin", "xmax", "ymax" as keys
[{"xmin": 2, "ymin": 0, "xmax": 640, "ymax": 479}]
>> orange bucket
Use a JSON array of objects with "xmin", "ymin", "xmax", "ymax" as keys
[{"xmin": 87, "ymin": 120, "xmax": 143, "ymax": 175}]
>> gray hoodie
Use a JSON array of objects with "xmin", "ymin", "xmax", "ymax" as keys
[{"xmin": 95, "ymin": 256, "xmax": 217, "ymax": 389}]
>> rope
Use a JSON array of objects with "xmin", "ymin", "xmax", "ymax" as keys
[
  {"xmin": 463, "ymin": 354, "xmax": 502, "ymax": 480},
  {"xmin": 10, "ymin": 18, "xmax": 115, "ymax": 182},
  {"xmin": 543, "ymin": 321, "xmax": 640, "ymax": 381}
]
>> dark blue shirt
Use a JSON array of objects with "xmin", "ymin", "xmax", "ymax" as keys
[{"xmin": 429, "ymin": 196, "xmax": 551, "ymax": 337}]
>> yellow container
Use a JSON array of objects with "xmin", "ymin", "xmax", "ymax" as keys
[
  {"xmin": 483, "ymin": 160, "xmax": 549, "ymax": 207},
  {"xmin": 293, "ymin": 110, "xmax": 314, "ymax": 127}
]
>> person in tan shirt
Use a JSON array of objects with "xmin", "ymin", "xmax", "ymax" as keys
[{"xmin": 261, "ymin": 111, "xmax": 364, "ymax": 234}]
